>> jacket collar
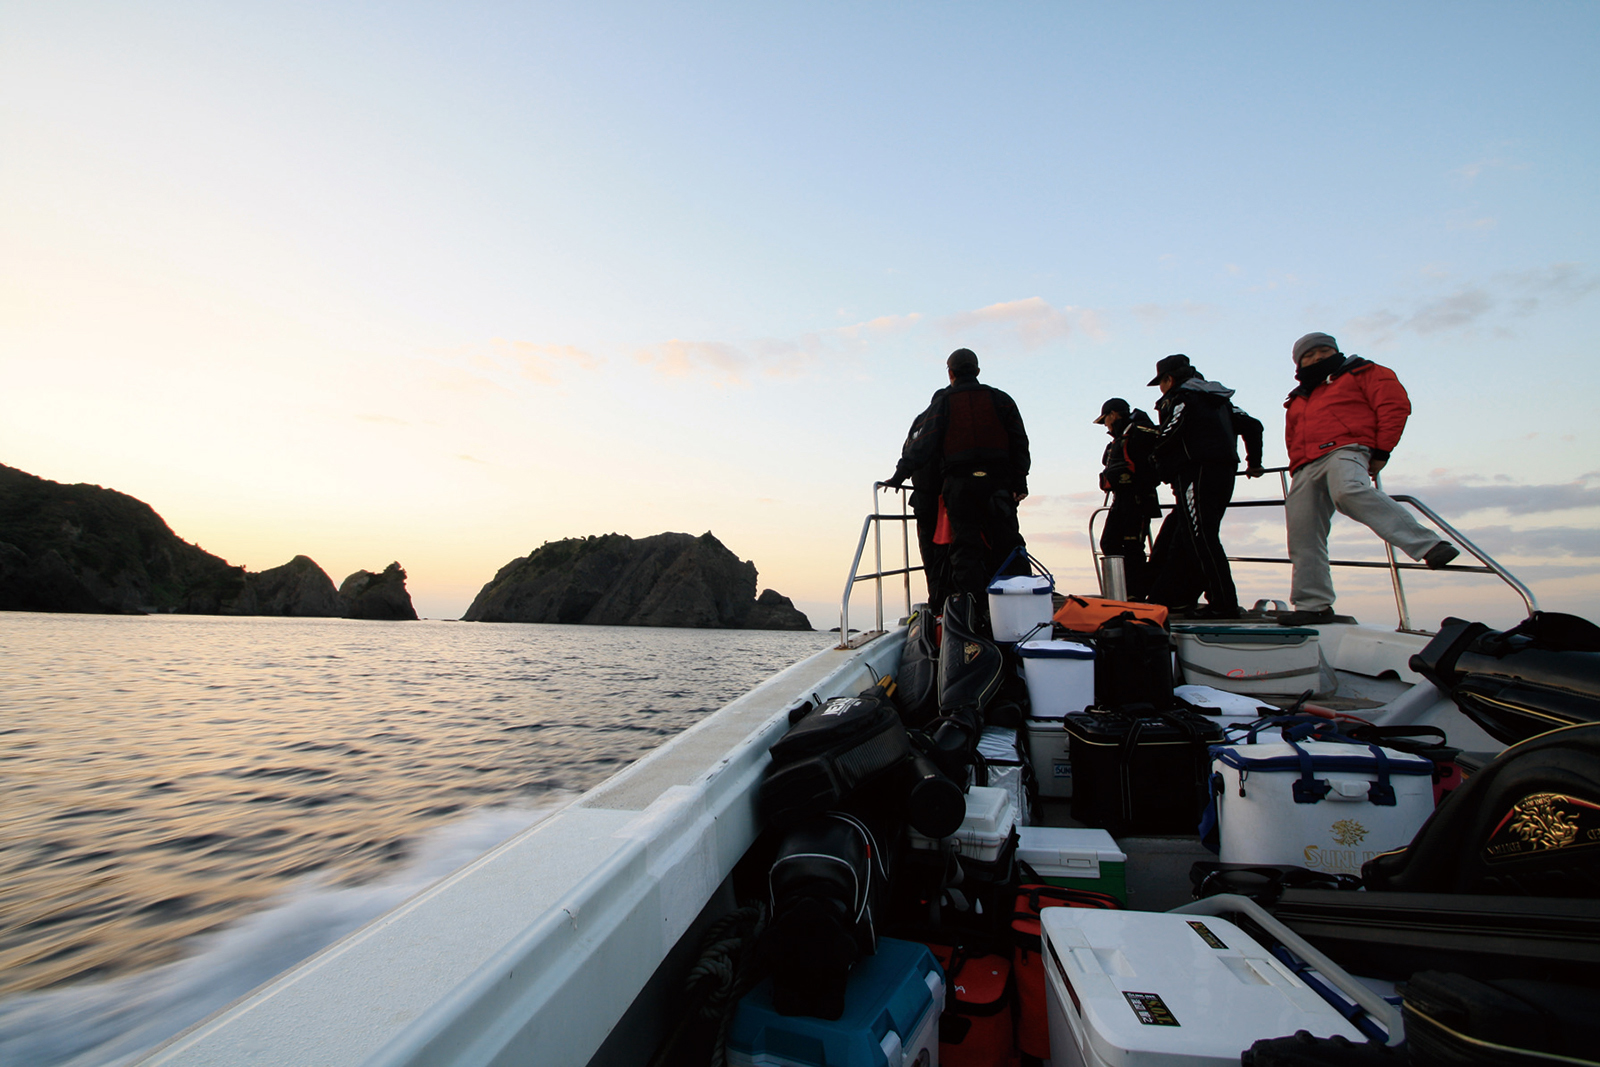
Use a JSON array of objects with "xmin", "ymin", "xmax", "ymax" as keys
[{"xmin": 1287, "ymin": 355, "xmax": 1372, "ymax": 401}]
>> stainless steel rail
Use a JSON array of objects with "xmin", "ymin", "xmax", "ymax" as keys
[
  {"xmin": 1088, "ymin": 464, "xmax": 1537, "ymax": 633},
  {"xmin": 837, "ymin": 482, "xmax": 920, "ymax": 648}
]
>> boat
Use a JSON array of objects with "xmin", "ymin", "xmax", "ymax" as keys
[{"xmin": 133, "ymin": 471, "xmax": 1591, "ymax": 1066}]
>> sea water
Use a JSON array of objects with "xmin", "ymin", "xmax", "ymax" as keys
[{"xmin": 0, "ymin": 612, "xmax": 831, "ymax": 1066}]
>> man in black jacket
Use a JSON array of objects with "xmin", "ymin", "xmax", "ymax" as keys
[
  {"xmin": 1094, "ymin": 397, "xmax": 1161, "ymax": 601},
  {"xmin": 888, "ymin": 348, "xmax": 1031, "ymax": 618},
  {"xmin": 1144, "ymin": 354, "xmax": 1264, "ymax": 618},
  {"xmin": 894, "ymin": 388, "xmax": 951, "ymax": 611}
]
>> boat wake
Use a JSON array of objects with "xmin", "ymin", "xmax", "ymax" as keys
[{"xmin": 0, "ymin": 802, "xmax": 568, "ymax": 1067}]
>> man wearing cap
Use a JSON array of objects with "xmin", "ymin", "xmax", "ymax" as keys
[
  {"xmin": 1145, "ymin": 354, "xmax": 1265, "ymax": 618},
  {"xmin": 887, "ymin": 348, "xmax": 1031, "ymax": 620},
  {"xmin": 1094, "ymin": 397, "xmax": 1161, "ymax": 600},
  {"xmin": 1279, "ymin": 332, "xmax": 1458, "ymax": 626}
]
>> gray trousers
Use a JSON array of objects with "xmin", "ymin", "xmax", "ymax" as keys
[{"xmin": 1286, "ymin": 446, "xmax": 1442, "ymax": 611}]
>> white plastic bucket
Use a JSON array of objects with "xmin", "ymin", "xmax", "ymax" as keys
[
  {"xmin": 1017, "ymin": 639, "xmax": 1095, "ymax": 716},
  {"xmin": 987, "ymin": 574, "xmax": 1054, "ymax": 642}
]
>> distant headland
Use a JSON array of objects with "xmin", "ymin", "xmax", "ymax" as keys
[
  {"xmin": 0, "ymin": 463, "xmax": 417, "ymax": 618},
  {"xmin": 0, "ymin": 464, "xmax": 811, "ymax": 629}
]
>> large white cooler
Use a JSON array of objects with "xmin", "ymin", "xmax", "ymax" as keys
[
  {"xmin": 908, "ymin": 784, "xmax": 1016, "ymax": 862},
  {"xmin": 1173, "ymin": 625, "xmax": 1322, "ymax": 697},
  {"xmin": 989, "ymin": 573, "xmax": 1055, "ymax": 642},
  {"xmin": 1024, "ymin": 715, "xmax": 1072, "ymax": 798},
  {"xmin": 1017, "ymin": 639, "xmax": 1095, "ymax": 716},
  {"xmin": 1041, "ymin": 908, "xmax": 1365, "ymax": 1067},
  {"xmin": 1210, "ymin": 740, "xmax": 1436, "ymax": 869},
  {"xmin": 1017, "ymin": 825, "xmax": 1127, "ymax": 902}
]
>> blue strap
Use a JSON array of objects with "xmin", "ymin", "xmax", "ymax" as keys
[
  {"xmin": 1365, "ymin": 743, "xmax": 1396, "ymax": 806},
  {"xmin": 990, "ymin": 545, "xmax": 1054, "ymax": 586},
  {"xmin": 1289, "ymin": 739, "xmax": 1330, "ymax": 804}
]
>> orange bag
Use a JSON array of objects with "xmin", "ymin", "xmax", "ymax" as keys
[{"xmin": 1051, "ymin": 594, "xmax": 1168, "ymax": 632}]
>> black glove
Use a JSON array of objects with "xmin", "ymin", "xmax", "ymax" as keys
[{"xmin": 884, "ymin": 474, "xmax": 905, "ymax": 489}]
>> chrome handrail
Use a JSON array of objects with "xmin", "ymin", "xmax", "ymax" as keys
[
  {"xmin": 838, "ymin": 483, "xmax": 921, "ymax": 648},
  {"xmin": 1087, "ymin": 464, "xmax": 1537, "ymax": 633}
]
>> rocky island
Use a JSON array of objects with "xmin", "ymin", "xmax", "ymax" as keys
[
  {"xmin": 0, "ymin": 464, "xmax": 417, "ymax": 619},
  {"xmin": 464, "ymin": 532, "xmax": 812, "ymax": 630}
]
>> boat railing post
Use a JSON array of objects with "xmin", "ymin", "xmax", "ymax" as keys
[
  {"xmin": 1389, "ymin": 493, "xmax": 1539, "ymax": 619},
  {"xmin": 872, "ymin": 483, "xmax": 885, "ymax": 633},
  {"xmin": 899, "ymin": 487, "xmax": 913, "ymax": 619},
  {"xmin": 1373, "ymin": 472, "xmax": 1414, "ymax": 631}
]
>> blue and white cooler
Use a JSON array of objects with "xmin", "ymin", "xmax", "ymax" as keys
[
  {"xmin": 987, "ymin": 573, "xmax": 1054, "ymax": 643},
  {"xmin": 1207, "ymin": 739, "xmax": 1436, "ymax": 870},
  {"xmin": 728, "ymin": 937, "xmax": 943, "ymax": 1067}
]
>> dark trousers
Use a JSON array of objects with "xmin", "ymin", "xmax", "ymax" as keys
[
  {"xmin": 1100, "ymin": 497, "xmax": 1153, "ymax": 601},
  {"xmin": 913, "ymin": 506, "xmax": 950, "ymax": 611},
  {"xmin": 1147, "ymin": 464, "xmax": 1239, "ymax": 611},
  {"xmin": 943, "ymin": 474, "xmax": 1026, "ymax": 613}
]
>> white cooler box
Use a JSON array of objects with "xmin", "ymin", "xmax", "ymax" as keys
[
  {"xmin": 1042, "ymin": 908, "xmax": 1365, "ymax": 1067},
  {"xmin": 1024, "ymin": 715, "xmax": 1072, "ymax": 799},
  {"xmin": 1210, "ymin": 740, "xmax": 1436, "ymax": 869},
  {"xmin": 1017, "ymin": 825, "xmax": 1127, "ymax": 902},
  {"xmin": 977, "ymin": 726, "xmax": 1030, "ymax": 825},
  {"xmin": 989, "ymin": 573, "xmax": 1054, "ymax": 642},
  {"xmin": 1017, "ymin": 639, "xmax": 1095, "ymax": 716},
  {"xmin": 1173, "ymin": 625, "xmax": 1322, "ymax": 697},
  {"xmin": 908, "ymin": 784, "xmax": 1015, "ymax": 861}
]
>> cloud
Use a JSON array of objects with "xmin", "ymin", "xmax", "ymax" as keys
[
  {"xmin": 1455, "ymin": 524, "xmax": 1600, "ymax": 559},
  {"xmin": 1385, "ymin": 473, "xmax": 1600, "ymax": 517},
  {"xmin": 1454, "ymin": 155, "xmax": 1530, "ymax": 183},
  {"xmin": 938, "ymin": 297, "xmax": 1106, "ymax": 349},
  {"xmin": 635, "ymin": 339, "xmax": 753, "ymax": 386},
  {"xmin": 832, "ymin": 313, "xmax": 923, "ymax": 343},
  {"xmin": 492, "ymin": 339, "xmax": 601, "ymax": 384},
  {"xmin": 1344, "ymin": 262, "xmax": 1598, "ymax": 345}
]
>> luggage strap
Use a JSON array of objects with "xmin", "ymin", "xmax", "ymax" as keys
[
  {"xmin": 1287, "ymin": 739, "xmax": 1395, "ymax": 805},
  {"xmin": 1120, "ymin": 711, "xmax": 1204, "ymax": 823}
]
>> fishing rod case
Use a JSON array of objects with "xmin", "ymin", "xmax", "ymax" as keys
[
  {"xmin": 762, "ymin": 813, "xmax": 885, "ymax": 1020},
  {"xmin": 1409, "ymin": 612, "xmax": 1600, "ymax": 745},
  {"xmin": 760, "ymin": 683, "xmax": 913, "ymax": 827},
  {"xmin": 1361, "ymin": 722, "xmax": 1600, "ymax": 896},
  {"xmin": 1065, "ymin": 706, "xmax": 1224, "ymax": 835},
  {"xmin": 1402, "ymin": 970, "xmax": 1600, "ymax": 1067},
  {"xmin": 938, "ymin": 591, "xmax": 1004, "ymax": 715},
  {"xmin": 892, "ymin": 605, "xmax": 940, "ymax": 729},
  {"xmin": 1265, "ymin": 888, "xmax": 1600, "ymax": 986}
]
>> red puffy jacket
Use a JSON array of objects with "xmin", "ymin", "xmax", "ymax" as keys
[{"xmin": 1284, "ymin": 358, "xmax": 1412, "ymax": 472}]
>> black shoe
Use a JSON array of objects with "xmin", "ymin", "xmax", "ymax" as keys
[
  {"xmin": 1423, "ymin": 542, "xmax": 1460, "ymax": 570},
  {"xmin": 1164, "ymin": 603, "xmax": 1201, "ymax": 619},
  {"xmin": 1193, "ymin": 604, "xmax": 1242, "ymax": 620},
  {"xmin": 1277, "ymin": 607, "xmax": 1335, "ymax": 626}
]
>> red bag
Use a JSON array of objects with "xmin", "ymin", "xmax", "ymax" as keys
[
  {"xmin": 934, "ymin": 495, "xmax": 952, "ymax": 545},
  {"xmin": 1052, "ymin": 594, "xmax": 1168, "ymax": 632},
  {"xmin": 927, "ymin": 944, "xmax": 1014, "ymax": 1067},
  {"xmin": 1010, "ymin": 885, "xmax": 1121, "ymax": 1059}
]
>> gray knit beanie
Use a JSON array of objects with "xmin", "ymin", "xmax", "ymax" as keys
[{"xmin": 1292, "ymin": 332, "xmax": 1339, "ymax": 363}]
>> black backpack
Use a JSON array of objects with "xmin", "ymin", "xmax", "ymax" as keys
[
  {"xmin": 1093, "ymin": 612, "xmax": 1175, "ymax": 709},
  {"xmin": 759, "ymin": 683, "xmax": 912, "ymax": 827}
]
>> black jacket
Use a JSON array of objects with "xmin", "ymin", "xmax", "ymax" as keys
[
  {"xmin": 1152, "ymin": 376, "xmax": 1264, "ymax": 480},
  {"xmin": 893, "ymin": 377, "xmax": 1031, "ymax": 495},
  {"xmin": 1100, "ymin": 408, "xmax": 1160, "ymax": 498}
]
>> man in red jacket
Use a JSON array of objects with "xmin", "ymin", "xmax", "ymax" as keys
[{"xmin": 1279, "ymin": 332, "xmax": 1458, "ymax": 625}]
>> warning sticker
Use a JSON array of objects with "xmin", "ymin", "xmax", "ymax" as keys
[
  {"xmin": 1123, "ymin": 991, "xmax": 1180, "ymax": 1026},
  {"xmin": 1186, "ymin": 921, "xmax": 1228, "ymax": 950}
]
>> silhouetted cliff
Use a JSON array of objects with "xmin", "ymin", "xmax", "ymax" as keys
[
  {"xmin": 463, "ymin": 532, "xmax": 812, "ymax": 629},
  {"xmin": 339, "ymin": 563, "xmax": 419, "ymax": 621}
]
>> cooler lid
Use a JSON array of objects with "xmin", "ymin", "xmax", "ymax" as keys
[
  {"xmin": 989, "ymin": 574, "xmax": 1053, "ymax": 595},
  {"xmin": 1211, "ymin": 739, "xmax": 1434, "ymax": 774},
  {"xmin": 957, "ymin": 785, "xmax": 1014, "ymax": 839},
  {"xmin": 1017, "ymin": 825, "xmax": 1126, "ymax": 875},
  {"xmin": 977, "ymin": 726, "xmax": 1022, "ymax": 762},
  {"xmin": 1175, "ymin": 625, "xmax": 1318, "ymax": 643},
  {"xmin": 1017, "ymin": 639, "xmax": 1094, "ymax": 660},
  {"xmin": 1040, "ymin": 909, "xmax": 1364, "ymax": 1062}
]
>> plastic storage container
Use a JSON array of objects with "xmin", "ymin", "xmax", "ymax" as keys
[
  {"xmin": 976, "ymin": 726, "xmax": 1029, "ymax": 826},
  {"xmin": 1172, "ymin": 625, "xmax": 1321, "ymax": 696},
  {"xmin": 988, "ymin": 574, "xmax": 1054, "ymax": 643},
  {"xmin": 908, "ymin": 785, "xmax": 1015, "ymax": 862},
  {"xmin": 728, "ymin": 937, "xmax": 944, "ymax": 1067},
  {"xmin": 1041, "ymin": 908, "xmax": 1365, "ymax": 1067},
  {"xmin": 1017, "ymin": 639, "xmax": 1095, "ymax": 716},
  {"xmin": 1024, "ymin": 716, "xmax": 1073, "ymax": 799},
  {"xmin": 1209, "ymin": 739, "xmax": 1436, "ymax": 869},
  {"xmin": 1017, "ymin": 825, "xmax": 1127, "ymax": 903}
]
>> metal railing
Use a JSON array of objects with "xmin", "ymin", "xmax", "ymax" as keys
[
  {"xmin": 1088, "ymin": 464, "xmax": 1537, "ymax": 634},
  {"xmin": 837, "ymin": 482, "xmax": 921, "ymax": 648}
]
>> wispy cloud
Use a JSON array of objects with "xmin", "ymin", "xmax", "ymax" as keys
[
  {"xmin": 1386, "ymin": 473, "xmax": 1600, "ymax": 517},
  {"xmin": 1453, "ymin": 154, "xmax": 1530, "ymax": 183},
  {"xmin": 1344, "ymin": 263, "xmax": 1599, "ymax": 345},
  {"xmin": 1456, "ymin": 524, "xmax": 1600, "ymax": 559},
  {"xmin": 491, "ymin": 339, "xmax": 601, "ymax": 384},
  {"xmin": 939, "ymin": 297, "xmax": 1105, "ymax": 349},
  {"xmin": 634, "ymin": 339, "xmax": 753, "ymax": 386}
]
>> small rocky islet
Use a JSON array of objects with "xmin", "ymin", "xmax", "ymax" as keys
[{"xmin": 0, "ymin": 464, "xmax": 810, "ymax": 629}]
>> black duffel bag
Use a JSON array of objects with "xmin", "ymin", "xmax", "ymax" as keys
[
  {"xmin": 1094, "ymin": 612, "xmax": 1175, "ymax": 710},
  {"xmin": 1066, "ymin": 705, "xmax": 1223, "ymax": 835},
  {"xmin": 760, "ymin": 681, "xmax": 912, "ymax": 827}
]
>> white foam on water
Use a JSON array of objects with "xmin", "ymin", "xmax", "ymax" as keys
[{"xmin": 0, "ymin": 801, "xmax": 568, "ymax": 1067}]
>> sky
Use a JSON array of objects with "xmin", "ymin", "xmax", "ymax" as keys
[{"xmin": 3, "ymin": 2, "xmax": 1598, "ymax": 630}]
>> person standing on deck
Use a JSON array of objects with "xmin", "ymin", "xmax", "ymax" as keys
[
  {"xmin": 1144, "ymin": 354, "xmax": 1264, "ymax": 619},
  {"xmin": 887, "ymin": 348, "xmax": 1031, "ymax": 625},
  {"xmin": 892, "ymin": 388, "xmax": 952, "ymax": 611},
  {"xmin": 1277, "ymin": 332, "xmax": 1459, "ymax": 626},
  {"xmin": 1094, "ymin": 397, "xmax": 1161, "ymax": 601}
]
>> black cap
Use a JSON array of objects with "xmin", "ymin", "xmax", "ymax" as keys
[
  {"xmin": 947, "ymin": 348, "xmax": 979, "ymax": 376},
  {"xmin": 1147, "ymin": 353, "xmax": 1191, "ymax": 387},
  {"xmin": 1093, "ymin": 398, "xmax": 1130, "ymax": 425}
]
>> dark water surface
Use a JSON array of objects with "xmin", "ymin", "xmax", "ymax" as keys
[{"xmin": 0, "ymin": 612, "xmax": 830, "ymax": 1065}]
